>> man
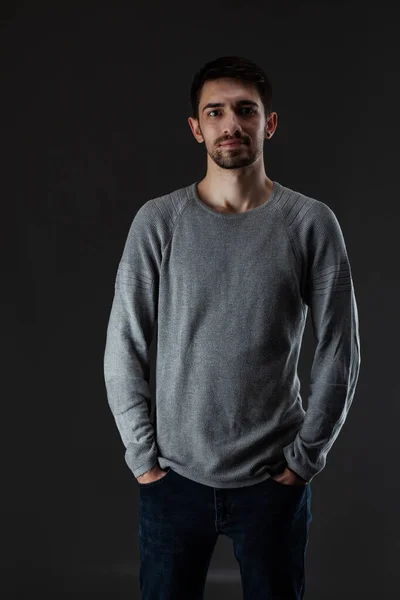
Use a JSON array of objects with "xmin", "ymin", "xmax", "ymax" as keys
[{"xmin": 104, "ymin": 55, "xmax": 361, "ymax": 599}]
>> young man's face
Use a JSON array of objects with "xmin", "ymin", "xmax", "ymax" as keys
[{"xmin": 188, "ymin": 77, "xmax": 276, "ymax": 171}]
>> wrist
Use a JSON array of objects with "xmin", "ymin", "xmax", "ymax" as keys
[
  {"xmin": 286, "ymin": 466, "xmax": 308, "ymax": 483},
  {"xmin": 137, "ymin": 464, "xmax": 158, "ymax": 480}
]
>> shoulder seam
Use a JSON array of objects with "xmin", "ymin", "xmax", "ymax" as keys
[
  {"xmin": 273, "ymin": 189, "xmax": 314, "ymax": 268},
  {"xmin": 153, "ymin": 187, "xmax": 193, "ymax": 257}
]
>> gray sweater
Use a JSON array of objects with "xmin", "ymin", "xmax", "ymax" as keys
[{"xmin": 103, "ymin": 180, "xmax": 361, "ymax": 488}]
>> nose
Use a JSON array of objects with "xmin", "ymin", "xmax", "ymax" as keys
[{"xmin": 222, "ymin": 111, "xmax": 244, "ymax": 135}]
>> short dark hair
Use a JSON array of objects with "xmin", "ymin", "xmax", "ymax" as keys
[{"xmin": 190, "ymin": 55, "xmax": 273, "ymax": 122}]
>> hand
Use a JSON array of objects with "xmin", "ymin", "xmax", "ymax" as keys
[
  {"xmin": 136, "ymin": 464, "xmax": 168, "ymax": 484},
  {"xmin": 272, "ymin": 467, "xmax": 308, "ymax": 486}
]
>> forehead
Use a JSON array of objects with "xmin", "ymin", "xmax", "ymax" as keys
[{"xmin": 199, "ymin": 77, "xmax": 260, "ymax": 106}]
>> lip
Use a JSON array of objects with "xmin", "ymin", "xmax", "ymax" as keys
[{"xmin": 220, "ymin": 141, "xmax": 245, "ymax": 147}]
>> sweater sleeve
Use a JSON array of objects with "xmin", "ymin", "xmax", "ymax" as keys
[
  {"xmin": 103, "ymin": 201, "xmax": 161, "ymax": 479},
  {"xmin": 282, "ymin": 201, "xmax": 361, "ymax": 483}
]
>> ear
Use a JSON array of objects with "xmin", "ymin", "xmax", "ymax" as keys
[{"xmin": 188, "ymin": 116, "xmax": 204, "ymax": 143}]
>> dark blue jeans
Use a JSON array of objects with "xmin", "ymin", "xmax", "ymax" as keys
[{"xmin": 138, "ymin": 467, "xmax": 313, "ymax": 600}]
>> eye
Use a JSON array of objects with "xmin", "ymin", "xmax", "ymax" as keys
[
  {"xmin": 208, "ymin": 107, "xmax": 257, "ymax": 117},
  {"xmin": 241, "ymin": 107, "xmax": 256, "ymax": 115}
]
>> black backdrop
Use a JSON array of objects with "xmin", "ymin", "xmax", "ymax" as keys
[{"xmin": 3, "ymin": 1, "xmax": 399, "ymax": 598}]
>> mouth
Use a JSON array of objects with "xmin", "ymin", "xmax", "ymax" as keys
[{"xmin": 219, "ymin": 141, "xmax": 245, "ymax": 147}]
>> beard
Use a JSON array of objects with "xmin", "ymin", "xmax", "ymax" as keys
[{"xmin": 205, "ymin": 138, "xmax": 264, "ymax": 170}]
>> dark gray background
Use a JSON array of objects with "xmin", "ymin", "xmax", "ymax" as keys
[{"xmin": 3, "ymin": 1, "xmax": 398, "ymax": 598}]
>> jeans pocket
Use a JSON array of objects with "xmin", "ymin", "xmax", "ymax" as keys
[
  {"xmin": 269, "ymin": 475, "xmax": 306, "ymax": 490},
  {"xmin": 137, "ymin": 467, "xmax": 173, "ymax": 488}
]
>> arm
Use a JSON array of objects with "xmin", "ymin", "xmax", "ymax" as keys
[
  {"xmin": 283, "ymin": 201, "xmax": 361, "ymax": 483},
  {"xmin": 103, "ymin": 201, "xmax": 161, "ymax": 479}
]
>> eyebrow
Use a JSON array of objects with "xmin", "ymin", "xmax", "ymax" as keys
[{"xmin": 202, "ymin": 99, "xmax": 259, "ymax": 113}]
